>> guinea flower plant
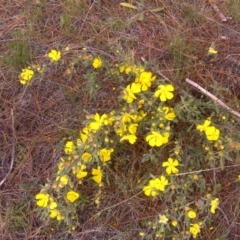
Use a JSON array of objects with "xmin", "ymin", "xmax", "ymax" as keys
[{"xmin": 30, "ymin": 49, "xmax": 240, "ymax": 238}]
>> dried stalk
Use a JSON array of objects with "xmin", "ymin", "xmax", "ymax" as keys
[
  {"xmin": 209, "ymin": 0, "xmax": 228, "ymax": 22},
  {"xmin": 0, "ymin": 109, "xmax": 15, "ymax": 187},
  {"xmin": 156, "ymin": 70, "xmax": 171, "ymax": 83},
  {"xmin": 186, "ymin": 78, "xmax": 240, "ymax": 119}
]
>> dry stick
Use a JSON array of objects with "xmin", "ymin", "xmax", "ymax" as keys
[
  {"xmin": 156, "ymin": 70, "xmax": 171, "ymax": 83},
  {"xmin": 175, "ymin": 163, "xmax": 240, "ymax": 176},
  {"xmin": 78, "ymin": 0, "xmax": 95, "ymax": 35},
  {"xmin": 208, "ymin": 0, "xmax": 228, "ymax": 22},
  {"xmin": 218, "ymin": 207, "xmax": 230, "ymax": 226},
  {"xmin": 186, "ymin": 78, "xmax": 240, "ymax": 119},
  {"xmin": 0, "ymin": 109, "xmax": 15, "ymax": 187}
]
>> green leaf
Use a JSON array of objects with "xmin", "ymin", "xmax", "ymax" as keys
[
  {"xmin": 213, "ymin": 183, "xmax": 222, "ymax": 193},
  {"xmin": 149, "ymin": 7, "xmax": 164, "ymax": 13},
  {"xmin": 120, "ymin": 2, "xmax": 137, "ymax": 10},
  {"xmin": 60, "ymin": 14, "xmax": 65, "ymax": 27},
  {"xmin": 138, "ymin": 12, "xmax": 144, "ymax": 21}
]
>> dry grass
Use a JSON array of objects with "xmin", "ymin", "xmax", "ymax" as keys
[{"xmin": 1, "ymin": 0, "xmax": 240, "ymax": 239}]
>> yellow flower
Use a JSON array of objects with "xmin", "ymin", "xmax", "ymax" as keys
[
  {"xmin": 120, "ymin": 134, "xmax": 137, "ymax": 144},
  {"xmin": 159, "ymin": 214, "xmax": 168, "ymax": 224},
  {"xmin": 119, "ymin": 64, "xmax": 144, "ymax": 75},
  {"xmin": 143, "ymin": 176, "xmax": 168, "ymax": 196},
  {"xmin": 134, "ymin": 110, "xmax": 147, "ymax": 122},
  {"xmin": 196, "ymin": 120, "xmax": 220, "ymax": 141},
  {"xmin": 171, "ymin": 220, "xmax": 178, "ymax": 227},
  {"xmin": 48, "ymin": 49, "xmax": 61, "ymax": 62},
  {"xmin": 98, "ymin": 148, "xmax": 114, "ymax": 162},
  {"xmin": 125, "ymin": 66, "xmax": 132, "ymax": 74},
  {"xmin": 210, "ymin": 198, "xmax": 219, "ymax": 213},
  {"xmin": 143, "ymin": 179, "xmax": 158, "ymax": 197},
  {"xmin": 81, "ymin": 152, "xmax": 92, "ymax": 162},
  {"xmin": 35, "ymin": 193, "xmax": 49, "ymax": 207},
  {"xmin": 64, "ymin": 141, "xmax": 75, "ymax": 155},
  {"xmin": 49, "ymin": 201, "xmax": 58, "ymax": 210},
  {"xmin": 19, "ymin": 68, "xmax": 34, "ymax": 85},
  {"xmin": 89, "ymin": 113, "xmax": 108, "ymax": 131},
  {"xmin": 162, "ymin": 158, "xmax": 179, "ymax": 175},
  {"xmin": 189, "ymin": 223, "xmax": 201, "ymax": 238},
  {"xmin": 121, "ymin": 113, "xmax": 132, "ymax": 124},
  {"xmin": 115, "ymin": 126, "xmax": 126, "ymax": 137},
  {"xmin": 205, "ymin": 126, "xmax": 220, "ymax": 141},
  {"xmin": 155, "ymin": 176, "xmax": 169, "ymax": 191},
  {"xmin": 57, "ymin": 175, "xmax": 69, "ymax": 187},
  {"xmin": 66, "ymin": 190, "xmax": 80, "ymax": 203},
  {"xmin": 187, "ymin": 210, "xmax": 197, "ymax": 219},
  {"xmin": 49, "ymin": 209, "xmax": 63, "ymax": 221},
  {"xmin": 92, "ymin": 166, "xmax": 102, "ymax": 185},
  {"xmin": 133, "ymin": 65, "xmax": 145, "ymax": 75},
  {"xmin": 196, "ymin": 120, "xmax": 211, "ymax": 132},
  {"xmin": 57, "ymin": 159, "xmax": 65, "ymax": 173},
  {"xmin": 163, "ymin": 107, "xmax": 176, "ymax": 121},
  {"xmin": 146, "ymin": 131, "xmax": 169, "ymax": 147},
  {"xmin": 128, "ymin": 123, "xmax": 138, "ymax": 135},
  {"xmin": 80, "ymin": 127, "xmax": 90, "ymax": 143},
  {"xmin": 135, "ymin": 71, "xmax": 156, "ymax": 91},
  {"xmin": 92, "ymin": 57, "xmax": 102, "ymax": 68},
  {"xmin": 89, "ymin": 113, "xmax": 102, "ymax": 131},
  {"xmin": 122, "ymin": 83, "xmax": 141, "ymax": 103},
  {"xmin": 119, "ymin": 65, "xmax": 125, "ymax": 73},
  {"xmin": 208, "ymin": 47, "xmax": 218, "ymax": 55},
  {"xmin": 154, "ymin": 84, "xmax": 174, "ymax": 102},
  {"xmin": 75, "ymin": 164, "xmax": 88, "ymax": 179},
  {"xmin": 138, "ymin": 99, "xmax": 145, "ymax": 108}
]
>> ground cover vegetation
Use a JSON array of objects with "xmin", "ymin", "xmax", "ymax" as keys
[{"xmin": 1, "ymin": 0, "xmax": 240, "ymax": 239}]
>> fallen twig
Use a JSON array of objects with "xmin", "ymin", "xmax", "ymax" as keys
[
  {"xmin": 186, "ymin": 78, "xmax": 240, "ymax": 119},
  {"xmin": 0, "ymin": 108, "xmax": 15, "ymax": 187},
  {"xmin": 175, "ymin": 163, "xmax": 240, "ymax": 176},
  {"xmin": 208, "ymin": 0, "xmax": 228, "ymax": 22},
  {"xmin": 156, "ymin": 70, "xmax": 171, "ymax": 83}
]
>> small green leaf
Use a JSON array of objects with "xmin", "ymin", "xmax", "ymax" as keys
[
  {"xmin": 149, "ymin": 7, "xmax": 164, "ymax": 13},
  {"xmin": 138, "ymin": 12, "xmax": 144, "ymax": 21},
  {"xmin": 120, "ymin": 2, "xmax": 137, "ymax": 10},
  {"xmin": 60, "ymin": 14, "xmax": 65, "ymax": 27},
  {"xmin": 213, "ymin": 183, "xmax": 222, "ymax": 193}
]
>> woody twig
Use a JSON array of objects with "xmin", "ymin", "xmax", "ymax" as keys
[
  {"xmin": 0, "ymin": 109, "xmax": 16, "ymax": 187},
  {"xmin": 209, "ymin": 0, "xmax": 228, "ymax": 22},
  {"xmin": 186, "ymin": 78, "xmax": 240, "ymax": 119}
]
